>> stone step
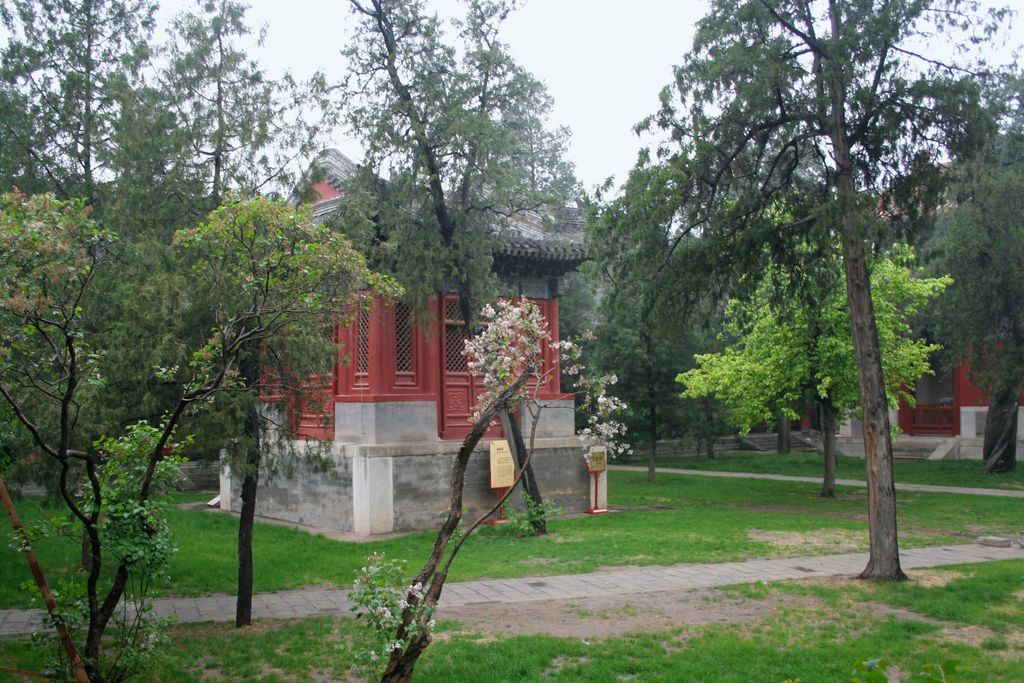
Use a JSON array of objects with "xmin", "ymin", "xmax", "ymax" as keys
[
  {"xmin": 741, "ymin": 431, "xmax": 820, "ymax": 453},
  {"xmin": 892, "ymin": 436, "xmax": 957, "ymax": 461}
]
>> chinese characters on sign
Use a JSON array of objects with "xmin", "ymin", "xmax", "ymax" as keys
[{"xmin": 489, "ymin": 440, "xmax": 516, "ymax": 488}]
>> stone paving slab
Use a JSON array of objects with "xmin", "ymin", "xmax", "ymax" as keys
[
  {"xmin": 610, "ymin": 465, "xmax": 1024, "ymax": 498},
  {"xmin": 2, "ymin": 543, "xmax": 1021, "ymax": 637}
]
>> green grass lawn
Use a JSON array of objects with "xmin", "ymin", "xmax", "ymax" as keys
[
  {"xmin": 639, "ymin": 449, "xmax": 1024, "ymax": 489},
  {"xmin": 2, "ymin": 559, "xmax": 1021, "ymax": 681},
  {"xmin": 2, "ymin": 470, "xmax": 1021, "ymax": 610}
]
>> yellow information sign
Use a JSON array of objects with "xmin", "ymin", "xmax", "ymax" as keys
[
  {"xmin": 489, "ymin": 440, "xmax": 516, "ymax": 488},
  {"xmin": 587, "ymin": 447, "xmax": 607, "ymax": 473}
]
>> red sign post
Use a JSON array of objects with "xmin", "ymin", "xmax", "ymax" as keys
[{"xmin": 584, "ymin": 447, "xmax": 608, "ymax": 514}]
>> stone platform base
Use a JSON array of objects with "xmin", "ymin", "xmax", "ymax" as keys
[
  {"xmin": 220, "ymin": 437, "xmax": 590, "ymax": 537},
  {"xmin": 834, "ymin": 435, "xmax": 1024, "ymax": 461}
]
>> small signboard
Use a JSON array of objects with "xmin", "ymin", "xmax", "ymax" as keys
[
  {"xmin": 489, "ymin": 440, "xmax": 516, "ymax": 488},
  {"xmin": 587, "ymin": 447, "xmax": 607, "ymax": 473}
]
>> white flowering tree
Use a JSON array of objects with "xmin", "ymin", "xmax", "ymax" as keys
[{"xmin": 354, "ymin": 300, "xmax": 625, "ymax": 683}]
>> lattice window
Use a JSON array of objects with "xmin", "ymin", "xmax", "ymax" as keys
[
  {"xmin": 355, "ymin": 308, "xmax": 370, "ymax": 382},
  {"xmin": 444, "ymin": 297, "xmax": 462, "ymax": 324},
  {"xmin": 445, "ymin": 326, "xmax": 468, "ymax": 373},
  {"xmin": 394, "ymin": 302, "xmax": 413, "ymax": 374},
  {"xmin": 444, "ymin": 297, "xmax": 467, "ymax": 374}
]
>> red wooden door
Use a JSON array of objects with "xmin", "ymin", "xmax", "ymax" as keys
[{"xmin": 439, "ymin": 295, "xmax": 497, "ymax": 439}]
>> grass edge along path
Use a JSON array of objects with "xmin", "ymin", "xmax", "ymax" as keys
[
  {"xmin": 610, "ymin": 464, "xmax": 1024, "ymax": 498},
  {"xmin": 3, "ymin": 468, "xmax": 1024, "ymax": 609},
  {"xmin": 637, "ymin": 450, "xmax": 1024, "ymax": 490},
  {"xmin": 1, "ymin": 542, "xmax": 1021, "ymax": 636},
  {"xmin": 1, "ymin": 557, "xmax": 1022, "ymax": 682}
]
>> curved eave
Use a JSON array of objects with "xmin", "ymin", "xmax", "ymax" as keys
[{"xmin": 493, "ymin": 242, "xmax": 587, "ymax": 278}]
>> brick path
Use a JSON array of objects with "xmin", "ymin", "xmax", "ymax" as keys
[
  {"xmin": 610, "ymin": 465, "xmax": 1024, "ymax": 498},
  {"xmin": 2, "ymin": 543, "xmax": 1021, "ymax": 637}
]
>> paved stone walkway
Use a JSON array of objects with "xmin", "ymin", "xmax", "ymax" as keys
[
  {"xmin": 610, "ymin": 465, "xmax": 1024, "ymax": 498},
  {"xmin": 2, "ymin": 543, "xmax": 1021, "ymax": 637}
]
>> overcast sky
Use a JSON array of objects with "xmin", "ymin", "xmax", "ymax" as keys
[{"xmin": 156, "ymin": 0, "xmax": 1022, "ymax": 191}]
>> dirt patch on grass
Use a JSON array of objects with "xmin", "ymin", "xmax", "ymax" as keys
[
  {"xmin": 539, "ymin": 655, "xmax": 591, "ymax": 677},
  {"xmin": 908, "ymin": 569, "xmax": 968, "ymax": 588},
  {"xmin": 859, "ymin": 601, "xmax": 942, "ymax": 625},
  {"xmin": 748, "ymin": 528, "xmax": 865, "ymax": 554},
  {"xmin": 436, "ymin": 587, "xmax": 791, "ymax": 639},
  {"xmin": 176, "ymin": 619, "xmax": 289, "ymax": 639}
]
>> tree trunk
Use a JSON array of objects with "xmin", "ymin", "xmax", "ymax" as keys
[
  {"xmin": 702, "ymin": 398, "xmax": 715, "ymax": 460},
  {"xmin": 1, "ymin": 477, "xmax": 90, "ymax": 683},
  {"xmin": 826, "ymin": 7, "xmax": 904, "ymax": 580},
  {"xmin": 982, "ymin": 376, "xmax": 1022, "ymax": 474},
  {"xmin": 646, "ymin": 402, "xmax": 657, "ymax": 482},
  {"xmin": 648, "ymin": 433, "xmax": 657, "ymax": 483},
  {"xmin": 643, "ymin": 330, "xmax": 657, "ymax": 482},
  {"xmin": 379, "ymin": 372, "xmax": 529, "ymax": 683},
  {"xmin": 839, "ymin": 209, "xmax": 904, "ymax": 580},
  {"xmin": 235, "ymin": 405, "xmax": 261, "ymax": 628},
  {"xmin": 235, "ymin": 466, "xmax": 258, "ymax": 627},
  {"xmin": 777, "ymin": 413, "xmax": 791, "ymax": 454},
  {"xmin": 81, "ymin": 527, "xmax": 92, "ymax": 573},
  {"xmin": 820, "ymin": 400, "xmax": 837, "ymax": 498},
  {"xmin": 499, "ymin": 410, "xmax": 546, "ymax": 534}
]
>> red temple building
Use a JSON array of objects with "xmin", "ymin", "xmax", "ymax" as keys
[
  {"xmin": 220, "ymin": 150, "xmax": 592, "ymax": 535},
  {"xmin": 837, "ymin": 361, "xmax": 1024, "ymax": 460},
  {"xmin": 895, "ymin": 362, "xmax": 1024, "ymax": 455}
]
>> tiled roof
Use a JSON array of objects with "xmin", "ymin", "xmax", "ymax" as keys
[{"xmin": 310, "ymin": 149, "xmax": 586, "ymax": 267}]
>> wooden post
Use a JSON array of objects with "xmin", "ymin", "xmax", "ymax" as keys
[{"xmin": 0, "ymin": 476, "xmax": 90, "ymax": 682}]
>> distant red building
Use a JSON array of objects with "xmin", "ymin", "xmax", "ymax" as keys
[
  {"xmin": 290, "ymin": 149, "xmax": 585, "ymax": 443},
  {"xmin": 221, "ymin": 149, "xmax": 591, "ymax": 536},
  {"xmin": 897, "ymin": 362, "xmax": 1024, "ymax": 440}
]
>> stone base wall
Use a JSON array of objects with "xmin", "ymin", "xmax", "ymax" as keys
[
  {"xmin": 522, "ymin": 399, "xmax": 576, "ymax": 438},
  {"xmin": 221, "ymin": 436, "xmax": 590, "ymax": 536},
  {"xmin": 220, "ymin": 441, "xmax": 354, "ymax": 530},
  {"xmin": 178, "ymin": 460, "xmax": 220, "ymax": 491},
  {"xmin": 334, "ymin": 401, "xmax": 439, "ymax": 444},
  {"xmin": 386, "ymin": 437, "xmax": 589, "ymax": 531},
  {"xmin": 959, "ymin": 406, "xmax": 1024, "ymax": 440}
]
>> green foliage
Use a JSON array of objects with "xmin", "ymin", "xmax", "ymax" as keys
[
  {"xmin": 588, "ymin": 310, "xmax": 702, "ymax": 449},
  {"xmin": 23, "ymin": 423, "xmax": 184, "ymax": 682},
  {"xmin": 930, "ymin": 78, "xmax": 1024, "ymax": 408},
  {"xmin": 163, "ymin": 0, "xmax": 331, "ymax": 202},
  {"xmin": 340, "ymin": 0, "xmax": 576, "ymax": 315},
  {"xmin": 0, "ymin": 0, "xmax": 157, "ymax": 204},
  {"xmin": 88, "ymin": 424, "xmax": 186, "ymax": 575},
  {"xmin": 349, "ymin": 553, "xmax": 436, "ymax": 680},
  {"xmin": 176, "ymin": 195, "xmax": 391, "ymax": 337},
  {"xmin": 500, "ymin": 492, "xmax": 563, "ymax": 538},
  {"xmin": 0, "ymin": 191, "xmax": 387, "ymax": 678},
  {"xmin": 646, "ymin": 0, "xmax": 1001, "ymax": 231},
  {"xmin": 918, "ymin": 660, "xmax": 961, "ymax": 681},
  {"xmin": 0, "ymin": 191, "xmax": 114, "ymax": 449},
  {"xmin": 934, "ymin": 150, "xmax": 1024, "ymax": 389},
  {"xmin": 622, "ymin": 3, "xmax": 1009, "ymax": 545},
  {"xmin": 173, "ymin": 195, "xmax": 398, "ymax": 411},
  {"xmin": 679, "ymin": 245, "xmax": 949, "ymax": 433},
  {"xmin": 585, "ymin": 162, "xmax": 726, "ymax": 452}
]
